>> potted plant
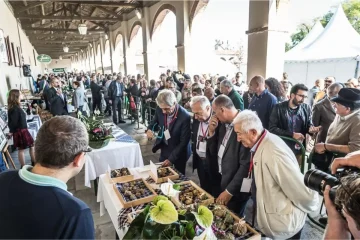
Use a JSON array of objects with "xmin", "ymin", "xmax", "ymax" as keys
[{"xmin": 78, "ymin": 110, "xmax": 113, "ymax": 149}]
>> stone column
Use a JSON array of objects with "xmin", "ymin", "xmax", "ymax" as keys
[
  {"xmin": 122, "ymin": 22, "xmax": 130, "ymax": 76},
  {"xmin": 92, "ymin": 41, "xmax": 97, "ymax": 73},
  {"xmin": 141, "ymin": 7, "xmax": 157, "ymax": 81},
  {"xmin": 109, "ymin": 31, "xmax": 115, "ymax": 73},
  {"xmin": 175, "ymin": 1, "xmax": 190, "ymax": 73},
  {"xmin": 99, "ymin": 38, "xmax": 105, "ymax": 74},
  {"xmin": 246, "ymin": 0, "xmax": 289, "ymax": 82}
]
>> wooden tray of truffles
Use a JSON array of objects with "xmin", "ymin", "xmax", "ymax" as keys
[
  {"xmin": 108, "ymin": 167, "xmax": 134, "ymax": 183},
  {"xmin": 208, "ymin": 204, "xmax": 261, "ymax": 240},
  {"xmin": 149, "ymin": 166, "xmax": 179, "ymax": 184},
  {"xmin": 171, "ymin": 180, "xmax": 214, "ymax": 208},
  {"xmin": 113, "ymin": 178, "xmax": 157, "ymax": 208}
]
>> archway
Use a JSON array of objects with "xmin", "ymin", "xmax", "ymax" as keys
[
  {"xmin": 113, "ymin": 33, "xmax": 125, "ymax": 74},
  {"xmin": 150, "ymin": 9, "xmax": 177, "ymax": 79},
  {"xmin": 189, "ymin": 0, "xmax": 243, "ymax": 77},
  {"xmin": 128, "ymin": 23, "xmax": 144, "ymax": 76},
  {"xmin": 103, "ymin": 40, "xmax": 111, "ymax": 74}
]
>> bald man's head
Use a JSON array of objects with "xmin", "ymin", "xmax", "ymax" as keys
[
  {"xmin": 249, "ymin": 75, "xmax": 265, "ymax": 95},
  {"xmin": 204, "ymin": 87, "xmax": 215, "ymax": 101},
  {"xmin": 327, "ymin": 83, "xmax": 343, "ymax": 99}
]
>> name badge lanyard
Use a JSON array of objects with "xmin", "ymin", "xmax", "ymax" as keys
[
  {"xmin": 248, "ymin": 130, "xmax": 267, "ymax": 178},
  {"xmin": 200, "ymin": 122, "xmax": 209, "ymax": 140},
  {"xmin": 164, "ymin": 106, "xmax": 179, "ymax": 130},
  {"xmin": 222, "ymin": 126, "xmax": 233, "ymax": 146}
]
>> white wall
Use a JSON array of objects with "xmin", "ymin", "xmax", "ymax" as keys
[{"xmin": 0, "ymin": 0, "xmax": 42, "ymax": 105}]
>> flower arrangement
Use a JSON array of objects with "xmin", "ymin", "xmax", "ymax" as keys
[
  {"xmin": 124, "ymin": 196, "xmax": 216, "ymax": 240},
  {"xmin": 78, "ymin": 111, "xmax": 113, "ymax": 149}
]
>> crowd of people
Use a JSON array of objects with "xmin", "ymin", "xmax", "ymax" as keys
[{"xmin": 2, "ymin": 69, "xmax": 360, "ymax": 239}]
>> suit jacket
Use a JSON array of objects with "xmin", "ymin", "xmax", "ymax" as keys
[
  {"xmin": 191, "ymin": 118, "xmax": 205, "ymax": 171},
  {"xmin": 108, "ymin": 81, "xmax": 124, "ymax": 100},
  {"xmin": 207, "ymin": 123, "xmax": 251, "ymax": 199},
  {"xmin": 48, "ymin": 87, "xmax": 68, "ymax": 116},
  {"xmin": 148, "ymin": 105, "xmax": 191, "ymax": 165},
  {"xmin": 90, "ymin": 81, "xmax": 102, "ymax": 100},
  {"xmin": 312, "ymin": 97, "xmax": 336, "ymax": 143}
]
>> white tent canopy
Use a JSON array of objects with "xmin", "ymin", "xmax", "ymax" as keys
[
  {"xmin": 285, "ymin": 5, "xmax": 360, "ymax": 62},
  {"xmin": 285, "ymin": 21, "xmax": 324, "ymax": 60},
  {"xmin": 284, "ymin": 4, "xmax": 360, "ymax": 85}
]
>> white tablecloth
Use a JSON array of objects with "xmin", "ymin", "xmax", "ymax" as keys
[
  {"xmin": 84, "ymin": 140, "xmax": 144, "ymax": 188},
  {"xmin": 97, "ymin": 165, "xmax": 154, "ymax": 238}
]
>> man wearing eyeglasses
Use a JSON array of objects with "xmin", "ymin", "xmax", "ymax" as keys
[
  {"xmin": 315, "ymin": 76, "xmax": 336, "ymax": 103},
  {"xmin": 146, "ymin": 90, "xmax": 191, "ymax": 174},
  {"xmin": 0, "ymin": 116, "xmax": 94, "ymax": 239},
  {"xmin": 269, "ymin": 84, "xmax": 320, "ymax": 165}
]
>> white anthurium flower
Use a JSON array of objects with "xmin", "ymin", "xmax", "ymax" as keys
[
  {"xmin": 94, "ymin": 109, "xmax": 100, "ymax": 115},
  {"xmin": 193, "ymin": 227, "xmax": 217, "ymax": 240},
  {"xmin": 160, "ymin": 182, "xmax": 181, "ymax": 198}
]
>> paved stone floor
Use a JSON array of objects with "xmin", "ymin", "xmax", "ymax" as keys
[{"xmin": 10, "ymin": 117, "xmax": 325, "ymax": 239}]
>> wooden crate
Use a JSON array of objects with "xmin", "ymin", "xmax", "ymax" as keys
[
  {"xmin": 108, "ymin": 168, "xmax": 134, "ymax": 183},
  {"xmin": 113, "ymin": 178, "xmax": 157, "ymax": 208},
  {"xmin": 149, "ymin": 167, "xmax": 179, "ymax": 184},
  {"xmin": 171, "ymin": 180, "xmax": 214, "ymax": 208},
  {"xmin": 216, "ymin": 205, "xmax": 261, "ymax": 240}
]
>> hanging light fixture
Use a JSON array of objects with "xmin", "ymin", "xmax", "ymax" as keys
[
  {"xmin": 135, "ymin": 9, "xmax": 142, "ymax": 19},
  {"xmin": 78, "ymin": 4, "xmax": 87, "ymax": 35},
  {"xmin": 59, "ymin": 56, "xmax": 63, "ymax": 60},
  {"xmin": 78, "ymin": 23, "xmax": 87, "ymax": 35},
  {"xmin": 63, "ymin": 46, "xmax": 69, "ymax": 53}
]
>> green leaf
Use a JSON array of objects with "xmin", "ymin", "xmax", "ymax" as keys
[
  {"xmin": 192, "ymin": 206, "xmax": 214, "ymax": 229},
  {"xmin": 171, "ymin": 236, "xmax": 182, "ymax": 240},
  {"xmin": 152, "ymin": 195, "xmax": 168, "ymax": 205},
  {"xmin": 177, "ymin": 209, "xmax": 187, "ymax": 216},
  {"xmin": 185, "ymin": 221, "xmax": 196, "ymax": 239},
  {"xmin": 142, "ymin": 220, "xmax": 168, "ymax": 239},
  {"xmin": 123, "ymin": 205, "xmax": 150, "ymax": 240},
  {"xmin": 150, "ymin": 200, "xmax": 178, "ymax": 224},
  {"xmin": 173, "ymin": 184, "xmax": 181, "ymax": 191}
]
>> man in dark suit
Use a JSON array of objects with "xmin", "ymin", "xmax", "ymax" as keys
[
  {"xmin": 190, "ymin": 96, "xmax": 212, "ymax": 193},
  {"xmin": 207, "ymin": 95, "xmax": 250, "ymax": 216},
  {"xmin": 90, "ymin": 75, "xmax": 102, "ymax": 114},
  {"xmin": 47, "ymin": 78, "xmax": 68, "ymax": 116},
  {"xmin": 312, "ymin": 83, "xmax": 343, "ymax": 143},
  {"xmin": 108, "ymin": 77, "xmax": 126, "ymax": 124},
  {"xmin": 146, "ymin": 90, "xmax": 191, "ymax": 174}
]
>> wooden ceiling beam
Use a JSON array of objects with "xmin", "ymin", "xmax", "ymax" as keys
[
  {"xmin": 22, "ymin": 27, "xmax": 104, "ymax": 33},
  {"xmin": 28, "ymin": 7, "xmax": 65, "ymax": 25},
  {"xmin": 16, "ymin": 15, "xmax": 119, "ymax": 21},
  {"xmin": 96, "ymin": 6, "xmax": 121, "ymax": 19},
  {"xmin": 31, "ymin": 40, "xmax": 90, "ymax": 44},
  {"xmin": 16, "ymin": 1, "xmax": 51, "ymax": 14},
  {"xmin": 58, "ymin": 1, "xmax": 139, "ymax": 8},
  {"xmin": 27, "ymin": 33, "xmax": 97, "ymax": 38}
]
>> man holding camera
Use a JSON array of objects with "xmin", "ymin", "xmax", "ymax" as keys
[{"xmin": 322, "ymin": 151, "xmax": 360, "ymax": 239}]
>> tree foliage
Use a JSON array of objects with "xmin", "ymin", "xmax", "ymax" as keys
[{"xmin": 286, "ymin": 0, "xmax": 360, "ymax": 52}]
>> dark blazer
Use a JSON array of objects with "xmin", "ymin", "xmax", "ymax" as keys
[
  {"xmin": 312, "ymin": 97, "xmax": 336, "ymax": 143},
  {"xmin": 191, "ymin": 119, "xmax": 202, "ymax": 171},
  {"xmin": 47, "ymin": 87, "xmax": 68, "ymax": 116},
  {"xmin": 269, "ymin": 100, "xmax": 313, "ymax": 138},
  {"xmin": 90, "ymin": 81, "xmax": 102, "ymax": 100},
  {"xmin": 207, "ymin": 123, "xmax": 251, "ymax": 199},
  {"xmin": 108, "ymin": 81, "xmax": 124, "ymax": 100},
  {"xmin": 8, "ymin": 106, "xmax": 27, "ymax": 133},
  {"xmin": 148, "ymin": 105, "xmax": 191, "ymax": 174}
]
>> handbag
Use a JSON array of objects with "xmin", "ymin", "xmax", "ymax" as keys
[{"xmin": 130, "ymin": 96, "xmax": 136, "ymax": 110}]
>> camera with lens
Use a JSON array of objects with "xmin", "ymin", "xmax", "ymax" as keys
[{"xmin": 304, "ymin": 167, "xmax": 360, "ymax": 203}]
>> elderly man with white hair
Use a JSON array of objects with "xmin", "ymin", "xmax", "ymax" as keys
[
  {"xmin": 146, "ymin": 89, "xmax": 191, "ymax": 174},
  {"xmin": 190, "ymin": 96, "xmax": 213, "ymax": 193},
  {"xmin": 220, "ymin": 79, "xmax": 244, "ymax": 110},
  {"xmin": 233, "ymin": 110, "xmax": 319, "ymax": 239}
]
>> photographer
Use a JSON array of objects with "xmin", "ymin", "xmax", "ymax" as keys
[{"xmin": 323, "ymin": 151, "xmax": 360, "ymax": 239}]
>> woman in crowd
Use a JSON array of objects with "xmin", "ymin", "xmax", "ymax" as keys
[
  {"xmin": 140, "ymin": 80, "xmax": 148, "ymax": 124},
  {"xmin": 205, "ymin": 80, "xmax": 213, "ymax": 89},
  {"xmin": 265, "ymin": 77, "xmax": 287, "ymax": 102},
  {"xmin": 72, "ymin": 81, "xmax": 86, "ymax": 116},
  {"xmin": 7, "ymin": 89, "xmax": 35, "ymax": 167}
]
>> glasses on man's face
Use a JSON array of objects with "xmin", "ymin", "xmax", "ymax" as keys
[
  {"xmin": 75, "ymin": 146, "xmax": 92, "ymax": 158},
  {"xmin": 325, "ymin": 80, "xmax": 333, "ymax": 83},
  {"xmin": 296, "ymin": 94, "xmax": 308, "ymax": 99}
]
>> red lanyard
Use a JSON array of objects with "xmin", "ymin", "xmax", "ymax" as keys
[
  {"xmin": 249, "ymin": 130, "xmax": 267, "ymax": 176},
  {"xmin": 200, "ymin": 122, "xmax": 209, "ymax": 137},
  {"xmin": 164, "ymin": 106, "xmax": 179, "ymax": 129}
]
